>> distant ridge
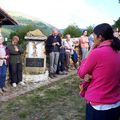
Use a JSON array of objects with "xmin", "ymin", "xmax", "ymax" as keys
[{"xmin": 2, "ymin": 11, "xmax": 57, "ymax": 37}]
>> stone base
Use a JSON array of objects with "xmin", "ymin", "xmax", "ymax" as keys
[
  {"xmin": 23, "ymin": 70, "xmax": 49, "ymax": 83},
  {"xmin": 24, "ymin": 67, "xmax": 46, "ymax": 74}
]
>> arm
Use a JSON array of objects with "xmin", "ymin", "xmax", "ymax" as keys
[
  {"xmin": 0, "ymin": 48, "xmax": 9, "ymax": 59},
  {"xmin": 57, "ymin": 36, "xmax": 62, "ymax": 47},
  {"xmin": 46, "ymin": 36, "xmax": 53, "ymax": 47},
  {"xmin": 18, "ymin": 45, "xmax": 24, "ymax": 54},
  {"xmin": 77, "ymin": 49, "xmax": 98, "ymax": 79},
  {"xmin": 8, "ymin": 45, "xmax": 21, "ymax": 55},
  {"xmin": 7, "ymin": 45, "xmax": 17, "ymax": 55}
]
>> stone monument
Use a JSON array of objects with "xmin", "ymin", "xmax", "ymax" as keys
[{"xmin": 24, "ymin": 29, "xmax": 47, "ymax": 74}]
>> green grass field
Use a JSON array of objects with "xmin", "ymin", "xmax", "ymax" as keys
[{"xmin": 0, "ymin": 75, "xmax": 85, "ymax": 120}]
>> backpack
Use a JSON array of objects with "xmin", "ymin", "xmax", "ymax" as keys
[{"xmin": 71, "ymin": 50, "xmax": 78, "ymax": 63}]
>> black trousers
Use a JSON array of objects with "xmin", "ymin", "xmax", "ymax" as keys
[
  {"xmin": 9, "ymin": 63, "xmax": 22, "ymax": 84},
  {"xmin": 56, "ymin": 52, "xmax": 65, "ymax": 73},
  {"xmin": 86, "ymin": 103, "xmax": 120, "ymax": 120}
]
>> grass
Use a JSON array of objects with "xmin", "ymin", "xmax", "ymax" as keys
[{"xmin": 0, "ymin": 75, "xmax": 85, "ymax": 120}]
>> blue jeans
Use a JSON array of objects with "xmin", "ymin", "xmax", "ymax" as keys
[
  {"xmin": 86, "ymin": 103, "xmax": 120, "ymax": 120},
  {"xmin": 81, "ymin": 48, "xmax": 88, "ymax": 60},
  {"xmin": 0, "ymin": 63, "xmax": 7, "ymax": 88}
]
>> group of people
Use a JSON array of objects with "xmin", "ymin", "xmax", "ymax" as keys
[
  {"xmin": 0, "ymin": 35, "xmax": 25, "ymax": 95},
  {"xmin": 45, "ymin": 29, "xmax": 94, "ymax": 79},
  {"xmin": 45, "ymin": 30, "xmax": 75, "ymax": 78},
  {"xmin": 0, "ymin": 23, "xmax": 120, "ymax": 119}
]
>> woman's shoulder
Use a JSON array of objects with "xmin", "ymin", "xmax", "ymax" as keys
[{"xmin": 89, "ymin": 47, "xmax": 102, "ymax": 57}]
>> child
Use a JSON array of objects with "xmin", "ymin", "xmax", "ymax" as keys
[{"xmin": 0, "ymin": 35, "xmax": 9, "ymax": 95}]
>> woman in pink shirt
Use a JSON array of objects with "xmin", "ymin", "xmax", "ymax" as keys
[
  {"xmin": 77, "ymin": 23, "xmax": 120, "ymax": 120},
  {"xmin": 0, "ymin": 35, "xmax": 9, "ymax": 95},
  {"xmin": 79, "ymin": 30, "xmax": 89, "ymax": 60}
]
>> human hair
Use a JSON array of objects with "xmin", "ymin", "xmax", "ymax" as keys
[
  {"xmin": 12, "ymin": 36, "xmax": 19, "ymax": 41},
  {"xmin": 93, "ymin": 23, "xmax": 120, "ymax": 51},
  {"xmin": 66, "ymin": 34, "xmax": 71, "ymax": 38},
  {"xmin": 82, "ymin": 30, "xmax": 87, "ymax": 35}
]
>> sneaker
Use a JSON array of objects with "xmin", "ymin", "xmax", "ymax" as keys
[
  {"xmin": 2, "ymin": 87, "xmax": 8, "ymax": 92},
  {"xmin": 0, "ymin": 88, "xmax": 4, "ymax": 95},
  {"xmin": 19, "ymin": 81, "xmax": 25, "ymax": 86},
  {"xmin": 12, "ymin": 83, "xmax": 17, "ymax": 87},
  {"xmin": 59, "ymin": 71, "xmax": 64, "ymax": 75},
  {"xmin": 63, "ymin": 71, "xmax": 68, "ymax": 75}
]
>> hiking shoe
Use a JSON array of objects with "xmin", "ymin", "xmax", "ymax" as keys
[
  {"xmin": 59, "ymin": 71, "xmax": 64, "ymax": 75},
  {"xmin": 19, "ymin": 81, "xmax": 25, "ymax": 86},
  {"xmin": 2, "ymin": 87, "xmax": 8, "ymax": 92},
  {"xmin": 0, "ymin": 88, "xmax": 4, "ymax": 95},
  {"xmin": 63, "ymin": 71, "xmax": 68, "ymax": 75}
]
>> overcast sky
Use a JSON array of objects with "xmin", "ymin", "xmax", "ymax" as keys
[{"xmin": 0, "ymin": 0, "xmax": 120, "ymax": 29}]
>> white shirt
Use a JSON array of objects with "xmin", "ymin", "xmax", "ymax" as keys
[
  {"xmin": 0, "ymin": 46, "xmax": 6, "ymax": 66},
  {"xmin": 91, "ymin": 101, "xmax": 120, "ymax": 110},
  {"xmin": 64, "ymin": 40, "xmax": 74, "ymax": 54}
]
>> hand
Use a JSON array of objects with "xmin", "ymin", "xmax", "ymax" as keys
[
  {"xmin": 84, "ymin": 74, "xmax": 92, "ymax": 82},
  {"xmin": 60, "ymin": 45, "xmax": 64, "ymax": 48},
  {"xmin": 14, "ymin": 46, "xmax": 19, "ymax": 52},
  {"xmin": 56, "ymin": 42, "xmax": 60, "ymax": 45},
  {"xmin": 52, "ymin": 43, "xmax": 56, "ymax": 46},
  {"xmin": 4, "ymin": 55, "xmax": 9, "ymax": 59}
]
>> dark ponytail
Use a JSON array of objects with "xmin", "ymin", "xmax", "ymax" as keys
[{"xmin": 111, "ymin": 37, "xmax": 120, "ymax": 51}]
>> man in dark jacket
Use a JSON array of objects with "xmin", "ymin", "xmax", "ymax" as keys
[
  {"xmin": 46, "ymin": 29, "xmax": 61, "ymax": 78},
  {"xmin": 8, "ymin": 36, "xmax": 25, "ymax": 87}
]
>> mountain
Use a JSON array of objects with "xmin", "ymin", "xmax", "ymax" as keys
[{"xmin": 1, "ymin": 11, "xmax": 56, "ymax": 37}]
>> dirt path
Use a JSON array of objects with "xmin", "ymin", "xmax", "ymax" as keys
[{"xmin": 0, "ymin": 70, "xmax": 76, "ymax": 102}]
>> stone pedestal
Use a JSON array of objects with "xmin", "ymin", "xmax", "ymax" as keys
[{"xmin": 24, "ymin": 36, "xmax": 47, "ymax": 74}]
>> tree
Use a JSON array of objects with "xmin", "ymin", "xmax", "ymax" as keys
[
  {"xmin": 63, "ymin": 24, "xmax": 82, "ymax": 38},
  {"xmin": 86, "ymin": 25, "xmax": 94, "ymax": 36},
  {"xmin": 112, "ymin": 17, "xmax": 120, "ymax": 30},
  {"xmin": 9, "ymin": 25, "xmax": 37, "ymax": 48},
  {"xmin": 9, "ymin": 25, "xmax": 37, "ymax": 39}
]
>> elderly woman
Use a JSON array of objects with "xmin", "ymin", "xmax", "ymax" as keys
[
  {"xmin": 0, "ymin": 35, "xmax": 9, "ymax": 94},
  {"xmin": 8, "ymin": 36, "xmax": 25, "ymax": 87},
  {"xmin": 64, "ymin": 34, "xmax": 74, "ymax": 72},
  {"xmin": 77, "ymin": 23, "xmax": 120, "ymax": 120}
]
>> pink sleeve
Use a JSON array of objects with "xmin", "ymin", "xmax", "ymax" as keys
[{"xmin": 77, "ymin": 50, "xmax": 98, "ymax": 78}]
